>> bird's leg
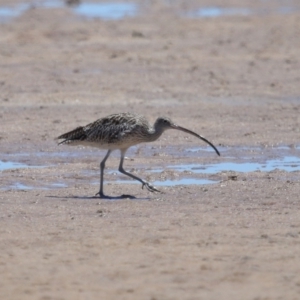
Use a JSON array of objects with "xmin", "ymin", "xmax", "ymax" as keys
[
  {"xmin": 118, "ymin": 151, "xmax": 160, "ymax": 193},
  {"xmin": 95, "ymin": 150, "xmax": 111, "ymax": 198}
]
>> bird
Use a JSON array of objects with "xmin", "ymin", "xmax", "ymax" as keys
[{"xmin": 57, "ymin": 112, "xmax": 220, "ymax": 198}]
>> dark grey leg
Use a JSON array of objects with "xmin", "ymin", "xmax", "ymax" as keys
[
  {"xmin": 96, "ymin": 150, "xmax": 111, "ymax": 198},
  {"xmin": 118, "ymin": 150, "xmax": 160, "ymax": 193}
]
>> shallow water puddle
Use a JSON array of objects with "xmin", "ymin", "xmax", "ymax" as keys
[
  {"xmin": 101, "ymin": 148, "xmax": 300, "ymax": 187},
  {"xmin": 8, "ymin": 183, "xmax": 33, "ymax": 190},
  {"xmin": 2, "ymin": 182, "xmax": 67, "ymax": 191},
  {"xmin": 168, "ymin": 156, "xmax": 300, "ymax": 174},
  {"xmin": 0, "ymin": 3, "xmax": 28, "ymax": 21},
  {"xmin": 0, "ymin": 160, "xmax": 31, "ymax": 171},
  {"xmin": 153, "ymin": 178, "xmax": 216, "ymax": 186},
  {"xmin": 187, "ymin": 7, "xmax": 251, "ymax": 18},
  {"xmin": 73, "ymin": 2, "xmax": 137, "ymax": 20},
  {"xmin": 1, "ymin": 1, "xmax": 297, "ymax": 23},
  {"xmin": 0, "ymin": 0, "xmax": 138, "ymax": 22},
  {"xmin": 1, "ymin": 146, "xmax": 300, "ymax": 190},
  {"xmin": 185, "ymin": 5, "xmax": 299, "ymax": 18},
  {"xmin": 105, "ymin": 177, "xmax": 218, "ymax": 187},
  {"xmin": 51, "ymin": 182, "xmax": 68, "ymax": 188}
]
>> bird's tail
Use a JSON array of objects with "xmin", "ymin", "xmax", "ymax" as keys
[{"xmin": 56, "ymin": 126, "xmax": 87, "ymax": 145}]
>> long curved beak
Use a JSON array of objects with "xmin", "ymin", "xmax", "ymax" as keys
[{"xmin": 171, "ymin": 124, "xmax": 220, "ymax": 156}]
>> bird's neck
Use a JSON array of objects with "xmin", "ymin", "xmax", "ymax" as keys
[{"xmin": 147, "ymin": 124, "xmax": 164, "ymax": 142}]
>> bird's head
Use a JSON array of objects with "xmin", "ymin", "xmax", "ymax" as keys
[
  {"xmin": 154, "ymin": 116, "xmax": 220, "ymax": 156},
  {"xmin": 154, "ymin": 117, "xmax": 177, "ymax": 131}
]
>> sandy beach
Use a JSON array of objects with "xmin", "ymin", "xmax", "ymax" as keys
[{"xmin": 0, "ymin": 0, "xmax": 300, "ymax": 299}]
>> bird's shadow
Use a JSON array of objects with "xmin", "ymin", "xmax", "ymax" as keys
[{"xmin": 46, "ymin": 194, "xmax": 151, "ymax": 201}]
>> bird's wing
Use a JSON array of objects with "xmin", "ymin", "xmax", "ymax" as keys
[
  {"xmin": 84, "ymin": 114, "xmax": 144, "ymax": 144},
  {"xmin": 87, "ymin": 123, "xmax": 140, "ymax": 144},
  {"xmin": 57, "ymin": 113, "xmax": 149, "ymax": 145},
  {"xmin": 57, "ymin": 125, "xmax": 89, "ymax": 144}
]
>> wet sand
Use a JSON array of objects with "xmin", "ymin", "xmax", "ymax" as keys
[{"xmin": 1, "ymin": 0, "xmax": 300, "ymax": 299}]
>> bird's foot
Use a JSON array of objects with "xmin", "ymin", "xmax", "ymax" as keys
[{"xmin": 142, "ymin": 181, "xmax": 160, "ymax": 193}]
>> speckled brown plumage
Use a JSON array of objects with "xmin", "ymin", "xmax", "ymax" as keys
[
  {"xmin": 58, "ymin": 113, "xmax": 155, "ymax": 150},
  {"xmin": 57, "ymin": 112, "xmax": 220, "ymax": 198}
]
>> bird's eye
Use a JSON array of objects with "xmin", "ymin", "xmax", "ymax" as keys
[{"xmin": 163, "ymin": 120, "xmax": 168, "ymax": 123}]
